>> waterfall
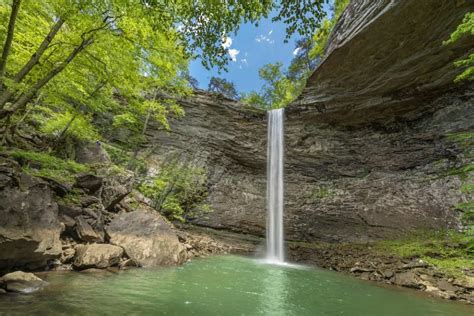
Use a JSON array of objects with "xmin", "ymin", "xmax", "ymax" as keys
[{"xmin": 266, "ymin": 108, "xmax": 284, "ymax": 263}]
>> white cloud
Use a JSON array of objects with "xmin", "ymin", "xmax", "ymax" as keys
[
  {"xmin": 241, "ymin": 58, "xmax": 248, "ymax": 65},
  {"xmin": 229, "ymin": 48, "xmax": 240, "ymax": 62},
  {"xmin": 293, "ymin": 47, "xmax": 302, "ymax": 56},
  {"xmin": 222, "ymin": 37, "xmax": 233, "ymax": 49},
  {"xmin": 268, "ymin": 30, "xmax": 273, "ymax": 35},
  {"xmin": 255, "ymin": 34, "xmax": 274, "ymax": 44}
]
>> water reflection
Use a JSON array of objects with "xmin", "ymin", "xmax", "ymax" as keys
[{"xmin": 260, "ymin": 265, "xmax": 290, "ymax": 316}]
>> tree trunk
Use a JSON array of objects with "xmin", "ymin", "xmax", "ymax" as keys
[
  {"xmin": 129, "ymin": 108, "xmax": 152, "ymax": 170},
  {"xmin": 0, "ymin": 17, "xmax": 65, "ymax": 108},
  {"xmin": 5, "ymin": 36, "xmax": 94, "ymax": 115},
  {"xmin": 57, "ymin": 113, "xmax": 77, "ymax": 141},
  {"xmin": 0, "ymin": 0, "xmax": 22, "ymax": 91}
]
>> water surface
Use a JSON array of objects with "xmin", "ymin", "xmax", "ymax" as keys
[{"xmin": 0, "ymin": 256, "xmax": 472, "ymax": 315}]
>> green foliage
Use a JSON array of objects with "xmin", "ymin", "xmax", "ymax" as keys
[
  {"xmin": 456, "ymin": 201, "xmax": 474, "ymax": 227},
  {"xmin": 377, "ymin": 230, "xmax": 474, "ymax": 278},
  {"xmin": 272, "ymin": 0, "xmax": 327, "ymax": 42},
  {"xmin": 208, "ymin": 77, "xmax": 239, "ymax": 100},
  {"xmin": 309, "ymin": 0, "xmax": 349, "ymax": 61},
  {"xmin": 241, "ymin": 62, "xmax": 298, "ymax": 109},
  {"xmin": 10, "ymin": 149, "xmax": 89, "ymax": 183},
  {"xmin": 241, "ymin": 0, "xmax": 350, "ymax": 109},
  {"xmin": 138, "ymin": 160, "xmax": 210, "ymax": 222},
  {"xmin": 59, "ymin": 188, "xmax": 83, "ymax": 204},
  {"xmin": 444, "ymin": 12, "xmax": 474, "ymax": 82},
  {"xmin": 306, "ymin": 185, "xmax": 335, "ymax": 200},
  {"xmin": 34, "ymin": 108, "xmax": 99, "ymax": 141}
]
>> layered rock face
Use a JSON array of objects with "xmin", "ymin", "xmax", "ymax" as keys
[{"xmin": 153, "ymin": 0, "xmax": 474, "ymax": 242}]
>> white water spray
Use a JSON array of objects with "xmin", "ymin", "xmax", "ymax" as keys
[{"xmin": 266, "ymin": 108, "xmax": 285, "ymax": 263}]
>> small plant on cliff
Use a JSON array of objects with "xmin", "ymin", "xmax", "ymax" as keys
[
  {"xmin": 138, "ymin": 160, "xmax": 210, "ymax": 222},
  {"xmin": 444, "ymin": 12, "xmax": 474, "ymax": 82},
  {"xmin": 306, "ymin": 185, "xmax": 336, "ymax": 200}
]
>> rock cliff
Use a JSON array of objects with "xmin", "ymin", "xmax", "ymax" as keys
[{"xmin": 152, "ymin": 0, "xmax": 474, "ymax": 242}]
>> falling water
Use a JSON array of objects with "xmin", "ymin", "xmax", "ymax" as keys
[{"xmin": 266, "ymin": 108, "xmax": 285, "ymax": 263}]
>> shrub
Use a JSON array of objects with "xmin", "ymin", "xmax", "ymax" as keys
[{"xmin": 138, "ymin": 160, "xmax": 210, "ymax": 222}]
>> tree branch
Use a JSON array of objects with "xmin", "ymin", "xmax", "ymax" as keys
[{"xmin": 0, "ymin": 0, "xmax": 22, "ymax": 90}]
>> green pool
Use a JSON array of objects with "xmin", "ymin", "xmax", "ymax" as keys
[{"xmin": 0, "ymin": 256, "xmax": 472, "ymax": 315}]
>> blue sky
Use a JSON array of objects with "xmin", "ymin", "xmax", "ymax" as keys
[{"xmin": 189, "ymin": 3, "xmax": 333, "ymax": 94}]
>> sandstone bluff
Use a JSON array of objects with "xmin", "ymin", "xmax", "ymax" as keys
[
  {"xmin": 0, "ymin": 0, "xmax": 473, "ymax": 304},
  {"xmin": 152, "ymin": 0, "xmax": 473, "ymax": 244}
]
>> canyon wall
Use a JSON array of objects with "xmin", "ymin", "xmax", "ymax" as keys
[{"xmin": 151, "ymin": 0, "xmax": 474, "ymax": 243}]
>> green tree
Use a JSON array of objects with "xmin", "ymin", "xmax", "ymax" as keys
[
  {"xmin": 138, "ymin": 159, "xmax": 209, "ymax": 222},
  {"xmin": 444, "ymin": 12, "xmax": 474, "ymax": 82},
  {"xmin": 0, "ymin": 0, "xmax": 330, "ymax": 128},
  {"xmin": 288, "ymin": 37, "xmax": 318, "ymax": 81},
  {"xmin": 242, "ymin": 0, "xmax": 350, "ymax": 110},
  {"xmin": 208, "ymin": 77, "xmax": 239, "ymax": 100}
]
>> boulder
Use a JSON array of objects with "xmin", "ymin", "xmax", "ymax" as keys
[
  {"xmin": 392, "ymin": 271, "xmax": 422, "ymax": 289},
  {"xmin": 0, "ymin": 160, "xmax": 62, "ymax": 273},
  {"xmin": 106, "ymin": 210, "xmax": 186, "ymax": 267},
  {"xmin": 75, "ymin": 141, "xmax": 110, "ymax": 164},
  {"xmin": 98, "ymin": 168, "xmax": 134, "ymax": 211},
  {"xmin": 60, "ymin": 248, "xmax": 76, "ymax": 264},
  {"xmin": 0, "ymin": 271, "xmax": 47, "ymax": 293},
  {"xmin": 75, "ymin": 216, "xmax": 104, "ymax": 242},
  {"xmin": 73, "ymin": 244, "xmax": 123, "ymax": 270},
  {"xmin": 74, "ymin": 174, "xmax": 103, "ymax": 193}
]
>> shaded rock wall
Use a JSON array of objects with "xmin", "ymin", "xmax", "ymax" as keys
[
  {"xmin": 151, "ymin": 0, "xmax": 474, "ymax": 243},
  {"xmin": 0, "ymin": 157, "xmax": 62, "ymax": 273}
]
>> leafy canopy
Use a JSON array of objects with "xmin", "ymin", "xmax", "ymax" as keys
[{"xmin": 207, "ymin": 76, "xmax": 239, "ymax": 100}]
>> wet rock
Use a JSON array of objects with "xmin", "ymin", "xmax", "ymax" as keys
[
  {"xmin": 391, "ymin": 271, "xmax": 422, "ymax": 289},
  {"xmin": 0, "ymin": 289, "xmax": 6, "ymax": 294},
  {"xmin": 73, "ymin": 244, "xmax": 123, "ymax": 270},
  {"xmin": 0, "ymin": 271, "xmax": 47, "ymax": 293},
  {"xmin": 119, "ymin": 258, "xmax": 140, "ymax": 270},
  {"xmin": 106, "ymin": 210, "xmax": 186, "ymax": 266},
  {"xmin": 436, "ymin": 280, "xmax": 459, "ymax": 293},
  {"xmin": 350, "ymin": 267, "xmax": 374, "ymax": 273}
]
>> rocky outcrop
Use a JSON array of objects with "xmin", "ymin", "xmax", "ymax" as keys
[
  {"xmin": 97, "ymin": 168, "xmax": 135, "ymax": 211},
  {"xmin": 106, "ymin": 210, "xmax": 187, "ymax": 266},
  {"xmin": 149, "ymin": 0, "xmax": 473, "ymax": 243},
  {"xmin": 0, "ymin": 157, "xmax": 62, "ymax": 273},
  {"xmin": 0, "ymin": 155, "xmax": 188, "ymax": 273},
  {"xmin": 73, "ymin": 244, "xmax": 123, "ymax": 270},
  {"xmin": 291, "ymin": 0, "xmax": 473, "ymax": 124},
  {"xmin": 287, "ymin": 243, "xmax": 474, "ymax": 304},
  {"xmin": 0, "ymin": 271, "xmax": 47, "ymax": 293}
]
